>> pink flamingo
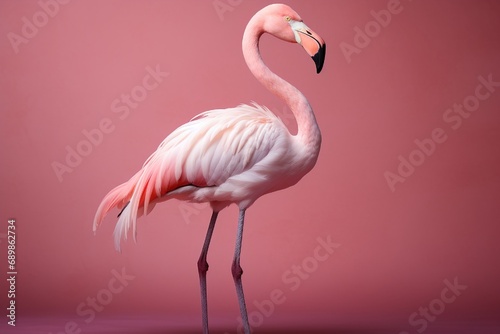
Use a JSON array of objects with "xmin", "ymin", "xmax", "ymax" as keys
[{"xmin": 93, "ymin": 4, "xmax": 325, "ymax": 333}]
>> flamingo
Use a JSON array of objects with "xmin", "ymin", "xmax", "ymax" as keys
[{"xmin": 93, "ymin": 3, "xmax": 325, "ymax": 333}]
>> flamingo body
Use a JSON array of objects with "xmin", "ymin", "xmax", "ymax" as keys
[{"xmin": 93, "ymin": 103, "xmax": 319, "ymax": 249}]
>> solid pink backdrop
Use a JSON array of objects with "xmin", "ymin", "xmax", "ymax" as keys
[{"xmin": 1, "ymin": 0, "xmax": 499, "ymax": 333}]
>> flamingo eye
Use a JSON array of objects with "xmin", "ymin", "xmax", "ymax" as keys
[{"xmin": 285, "ymin": 16, "xmax": 291, "ymax": 22}]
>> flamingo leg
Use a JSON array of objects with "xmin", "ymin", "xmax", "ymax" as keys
[
  {"xmin": 197, "ymin": 211, "xmax": 219, "ymax": 334},
  {"xmin": 232, "ymin": 209, "xmax": 251, "ymax": 334}
]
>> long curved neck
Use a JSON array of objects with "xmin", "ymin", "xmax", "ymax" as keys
[{"xmin": 242, "ymin": 15, "xmax": 321, "ymax": 151}]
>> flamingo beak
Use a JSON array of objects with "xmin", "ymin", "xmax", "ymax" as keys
[{"xmin": 290, "ymin": 21, "xmax": 326, "ymax": 73}]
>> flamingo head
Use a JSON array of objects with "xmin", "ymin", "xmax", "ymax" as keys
[{"xmin": 261, "ymin": 4, "xmax": 326, "ymax": 73}]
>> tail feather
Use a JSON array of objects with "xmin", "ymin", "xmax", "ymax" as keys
[
  {"xmin": 93, "ymin": 158, "xmax": 178, "ymax": 251},
  {"xmin": 92, "ymin": 170, "xmax": 142, "ymax": 233}
]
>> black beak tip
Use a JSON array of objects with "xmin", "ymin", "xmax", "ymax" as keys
[{"xmin": 312, "ymin": 43, "xmax": 326, "ymax": 74}]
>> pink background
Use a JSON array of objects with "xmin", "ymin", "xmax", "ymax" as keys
[{"xmin": 1, "ymin": 0, "xmax": 500, "ymax": 333}]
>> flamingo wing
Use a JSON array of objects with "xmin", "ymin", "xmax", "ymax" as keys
[{"xmin": 93, "ymin": 103, "xmax": 288, "ymax": 250}]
